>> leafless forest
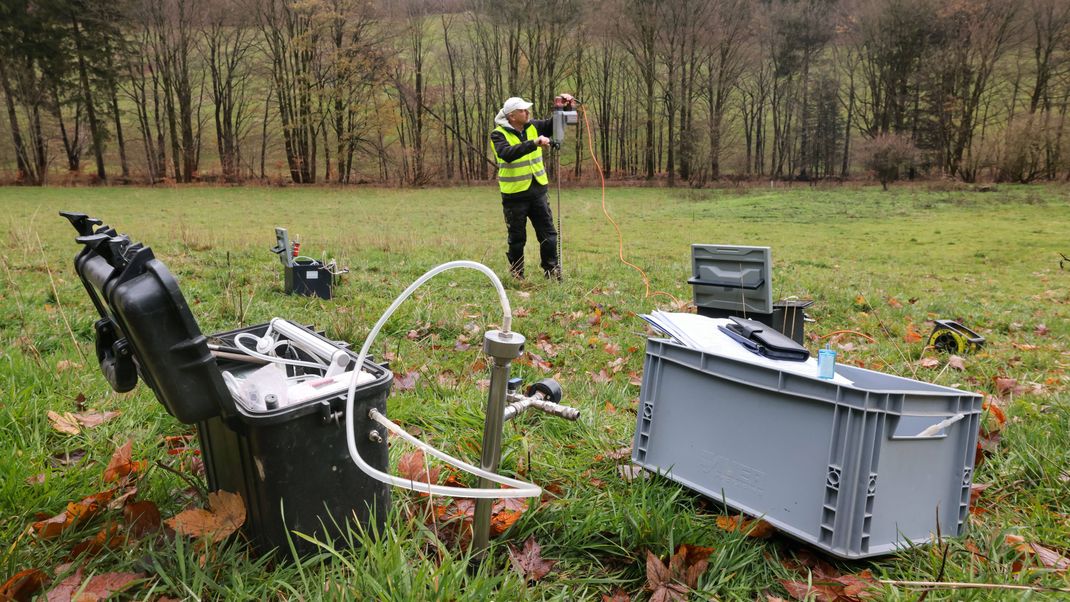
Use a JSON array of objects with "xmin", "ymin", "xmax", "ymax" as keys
[{"xmin": 2, "ymin": 0, "xmax": 1069, "ymax": 186}]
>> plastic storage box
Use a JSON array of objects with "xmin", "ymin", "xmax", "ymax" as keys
[
  {"xmin": 632, "ymin": 338, "xmax": 983, "ymax": 559},
  {"xmin": 62, "ymin": 212, "xmax": 390, "ymax": 556},
  {"xmin": 688, "ymin": 244, "xmax": 813, "ymax": 344}
]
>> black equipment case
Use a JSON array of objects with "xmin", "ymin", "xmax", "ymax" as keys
[{"xmin": 60, "ymin": 211, "xmax": 391, "ymax": 556}]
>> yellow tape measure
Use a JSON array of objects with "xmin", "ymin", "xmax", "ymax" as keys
[{"xmin": 927, "ymin": 320, "xmax": 985, "ymax": 354}]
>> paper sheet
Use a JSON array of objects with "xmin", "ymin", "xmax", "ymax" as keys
[{"xmin": 640, "ymin": 311, "xmax": 854, "ymax": 385}]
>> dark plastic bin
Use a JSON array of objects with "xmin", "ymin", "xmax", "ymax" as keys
[
  {"xmin": 285, "ymin": 260, "xmax": 334, "ymax": 299},
  {"xmin": 61, "ymin": 212, "xmax": 390, "ymax": 556}
]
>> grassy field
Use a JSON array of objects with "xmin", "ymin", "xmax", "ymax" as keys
[{"xmin": 1, "ymin": 183, "xmax": 1069, "ymax": 600}]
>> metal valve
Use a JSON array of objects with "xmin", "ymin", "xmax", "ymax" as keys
[{"xmin": 503, "ymin": 378, "xmax": 578, "ymax": 422}]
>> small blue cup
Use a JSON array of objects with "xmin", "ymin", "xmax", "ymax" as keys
[{"xmin": 818, "ymin": 348, "xmax": 837, "ymax": 380}]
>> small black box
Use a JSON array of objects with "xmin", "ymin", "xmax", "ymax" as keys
[{"xmin": 285, "ymin": 259, "xmax": 334, "ymax": 299}]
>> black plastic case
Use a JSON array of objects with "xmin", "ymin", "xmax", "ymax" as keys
[
  {"xmin": 285, "ymin": 260, "xmax": 334, "ymax": 299},
  {"xmin": 61, "ymin": 212, "xmax": 391, "ymax": 556}
]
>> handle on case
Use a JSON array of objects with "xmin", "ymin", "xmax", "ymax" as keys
[{"xmin": 687, "ymin": 277, "xmax": 765, "ymax": 290}]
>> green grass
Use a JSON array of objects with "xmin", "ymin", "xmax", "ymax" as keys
[{"xmin": 1, "ymin": 182, "xmax": 1069, "ymax": 600}]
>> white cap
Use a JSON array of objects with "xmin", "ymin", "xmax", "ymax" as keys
[{"xmin": 501, "ymin": 97, "xmax": 533, "ymax": 115}]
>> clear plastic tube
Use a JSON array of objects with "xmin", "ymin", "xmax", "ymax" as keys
[
  {"xmin": 233, "ymin": 333, "xmax": 327, "ymax": 371},
  {"xmin": 344, "ymin": 261, "xmax": 541, "ymax": 499}
]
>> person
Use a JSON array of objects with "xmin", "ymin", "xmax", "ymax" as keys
[{"xmin": 490, "ymin": 94, "xmax": 574, "ymax": 280}]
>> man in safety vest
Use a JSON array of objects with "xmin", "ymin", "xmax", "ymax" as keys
[{"xmin": 490, "ymin": 94, "xmax": 574, "ymax": 281}]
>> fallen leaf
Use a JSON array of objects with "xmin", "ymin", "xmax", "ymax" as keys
[
  {"xmin": 1007, "ymin": 536, "xmax": 1070, "ymax": 572},
  {"xmin": 165, "ymin": 490, "xmax": 246, "ymax": 543},
  {"xmin": 645, "ymin": 545, "xmax": 709, "ymax": 602},
  {"xmin": 69, "ymin": 571, "xmax": 144, "ymax": 601},
  {"xmin": 50, "ymin": 449, "xmax": 87, "ymax": 467},
  {"xmin": 994, "ymin": 376, "xmax": 1024, "ymax": 397},
  {"xmin": 600, "ymin": 446, "xmax": 632, "ymax": 462},
  {"xmin": 1035, "ymin": 324, "xmax": 1049, "ymax": 336},
  {"xmin": 715, "ymin": 515, "xmax": 776, "ymax": 538},
  {"xmin": 508, "ymin": 536, "xmax": 556, "ymax": 582},
  {"xmin": 603, "ymin": 343, "xmax": 621, "ymax": 355},
  {"xmin": 917, "ymin": 357, "xmax": 939, "ymax": 369},
  {"xmin": 46, "ymin": 566, "xmax": 83, "ymax": 602},
  {"xmin": 123, "ymin": 500, "xmax": 162, "ymax": 539},
  {"xmin": 602, "ymin": 589, "xmax": 632, "ymax": 602},
  {"xmin": 0, "ymin": 568, "xmax": 48, "ymax": 601},
  {"xmin": 393, "ymin": 371, "xmax": 420, "ymax": 392},
  {"xmin": 948, "ymin": 355, "xmax": 966, "ymax": 370},
  {"xmin": 627, "ymin": 372, "xmax": 643, "ymax": 386},
  {"xmin": 887, "ymin": 297, "xmax": 902, "ymax": 308},
  {"xmin": 69, "ymin": 411, "xmax": 120, "ymax": 429},
  {"xmin": 68, "ymin": 522, "xmax": 125, "ymax": 559},
  {"xmin": 618, "ymin": 464, "xmax": 647, "ymax": 482},
  {"xmin": 397, "ymin": 450, "xmax": 440, "ymax": 485},
  {"xmin": 48, "ymin": 411, "xmax": 81, "ymax": 436},
  {"xmin": 590, "ymin": 369, "xmax": 611, "ymax": 384},
  {"xmin": 32, "ymin": 489, "xmax": 115, "ymax": 539},
  {"xmin": 56, "ymin": 360, "xmax": 81, "ymax": 372},
  {"xmin": 103, "ymin": 439, "xmax": 146, "ymax": 483},
  {"xmin": 904, "ymin": 323, "xmax": 923, "ymax": 344},
  {"xmin": 26, "ymin": 473, "xmax": 47, "ymax": 486},
  {"xmin": 513, "ymin": 307, "xmax": 531, "ymax": 318}
]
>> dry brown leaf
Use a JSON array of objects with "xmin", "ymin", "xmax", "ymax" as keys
[
  {"xmin": 165, "ymin": 490, "xmax": 246, "ymax": 543},
  {"xmin": 602, "ymin": 589, "xmax": 632, "ymax": 602},
  {"xmin": 0, "ymin": 568, "xmax": 48, "ymax": 602},
  {"xmin": 904, "ymin": 323, "xmax": 923, "ymax": 344},
  {"xmin": 26, "ymin": 473, "xmax": 47, "ymax": 486},
  {"xmin": 948, "ymin": 355, "xmax": 966, "ymax": 370},
  {"xmin": 123, "ymin": 500, "xmax": 162, "ymax": 539},
  {"xmin": 917, "ymin": 357, "xmax": 939, "ymax": 369},
  {"xmin": 32, "ymin": 489, "xmax": 115, "ymax": 539},
  {"xmin": 397, "ymin": 450, "xmax": 440, "ymax": 485},
  {"xmin": 56, "ymin": 360, "xmax": 81, "ymax": 372},
  {"xmin": 103, "ymin": 439, "xmax": 146, "ymax": 483},
  {"xmin": 393, "ymin": 371, "xmax": 420, "ymax": 392},
  {"xmin": 508, "ymin": 536, "xmax": 556, "ymax": 582},
  {"xmin": 887, "ymin": 297, "xmax": 903, "ymax": 308},
  {"xmin": 1035, "ymin": 323, "xmax": 1049, "ymax": 336},
  {"xmin": 48, "ymin": 411, "xmax": 82, "ymax": 436},
  {"xmin": 645, "ymin": 545, "xmax": 709, "ymax": 602},
  {"xmin": 68, "ymin": 522, "xmax": 125, "ymax": 559},
  {"xmin": 716, "ymin": 515, "xmax": 777, "ymax": 538},
  {"xmin": 590, "ymin": 369, "xmax": 611, "ymax": 384},
  {"xmin": 67, "ymin": 571, "xmax": 144, "ymax": 602},
  {"xmin": 69, "ymin": 411, "xmax": 120, "ymax": 429},
  {"xmin": 50, "ymin": 449, "xmax": 87, "ymax": 468}
]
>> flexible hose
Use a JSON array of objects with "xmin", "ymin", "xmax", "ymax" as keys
[
  {"xmin": 344, "ymin": 260, "xmax": 542, "ymax": 499},
  {"xmin": 233, "ymin": 333, "xmax": 328, "ymax": 370}
]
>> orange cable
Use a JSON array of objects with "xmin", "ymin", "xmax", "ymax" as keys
[{"xmin": 579, "ymin": 105, "xmax": 680, "ymax": 305}]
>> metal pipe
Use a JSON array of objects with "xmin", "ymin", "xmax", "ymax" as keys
[{"xmin": 472, "ymin": 330, "xmax": 525, "ymax": 556}]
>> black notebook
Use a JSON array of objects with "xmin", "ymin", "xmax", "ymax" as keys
[{"xmin": 719, "ymin": 316, "xmax": 810, "ymax": 362}]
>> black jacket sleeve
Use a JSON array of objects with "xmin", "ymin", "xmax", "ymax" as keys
[
  {"xmin": 490, "ymin": 129, "xmax": 538, "ymax": 162},
  {"xmin": 530, "ymin": 117, "xmax": 553, "ymax": 138}
]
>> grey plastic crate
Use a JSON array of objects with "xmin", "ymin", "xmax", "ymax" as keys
[
  {"xmin": 632, "ymin": 338, "xmax": 983, "ymax": 559},
  {"xmin": 689, "ymin": 244, "xmax": 773, "ymax": 315}
]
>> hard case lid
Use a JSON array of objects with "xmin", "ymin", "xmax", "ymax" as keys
[
  {"xmin": 62, "ymin": 212, "xmax": 235, "ymax": 423},
  {"xmin": 688, "ymin": 244, "xmax": 774, "ymax": 314}
]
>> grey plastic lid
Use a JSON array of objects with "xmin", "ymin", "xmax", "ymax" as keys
[{"xmin": 688, "ymin": 244, "xmax": 773, "ymax": 314}]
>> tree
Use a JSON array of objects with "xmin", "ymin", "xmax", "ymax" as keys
[{"xmin": 863, "ymin": 132, "xmax": 916, "ymax": 189}]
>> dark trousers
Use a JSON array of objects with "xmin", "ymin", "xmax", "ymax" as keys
[{"xmin": 502, "ymin": 191, "xmax": 558, "ymax": 277}]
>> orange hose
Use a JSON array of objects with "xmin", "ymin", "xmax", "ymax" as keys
[{"xmin": 579, "ymin": 105, "xmax": 680, "ymax": 305}]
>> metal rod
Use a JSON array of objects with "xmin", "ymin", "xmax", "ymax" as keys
[{"xmin": 472, "ymin": 330, "xmax": 525, "ymax": 557}]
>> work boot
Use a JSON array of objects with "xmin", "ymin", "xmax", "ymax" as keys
[{"xmin": 544, "ymin": 266, "xmax": 562, "ymax": 282}]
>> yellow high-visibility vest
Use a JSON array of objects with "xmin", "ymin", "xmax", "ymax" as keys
[{"xmin": 492, "ymin": 124, "xmax": 548, "ymax": 194}]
